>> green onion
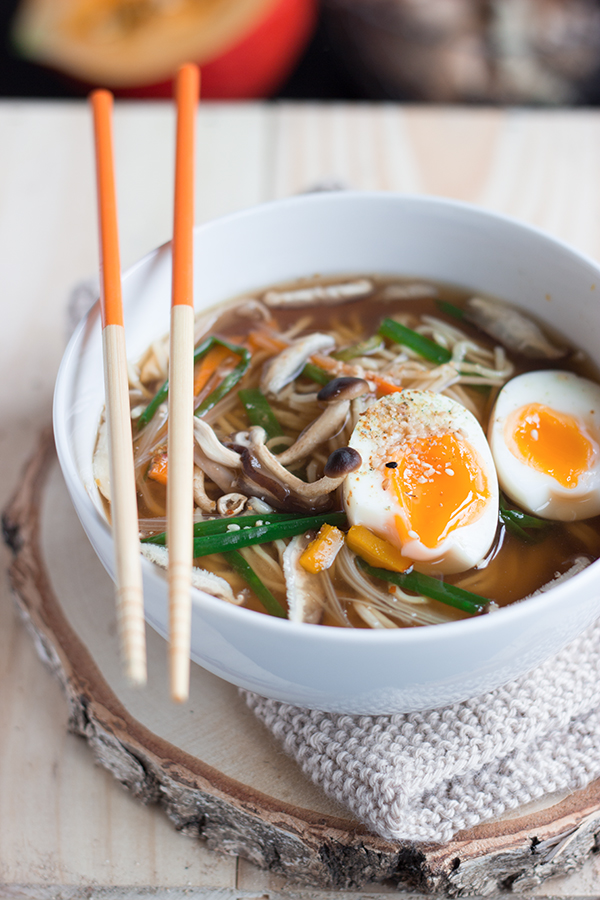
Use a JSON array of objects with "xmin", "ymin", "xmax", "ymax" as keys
[
  {"xmin": 333, "ymin": 336, "xmax": 383, "ymax": 361},
  {"xmin": 137, "ymin": 379, "xmax": 168, "ymax": 429},
  {"xmin": 378, "ymin": 317, "xmax": 452, "ymax": 365},
  {"xmin": 142, "ymin": 512, "xmax": 301, "ymax": 546},
  {"xmin": 238, "ymin": 387, "xmax": 284, "ymax": 441},
  {"xmin": 193, "ymin": 511, "xmax": 347, "ymax": 558},
  {"xmin": 436, "ymin": 299, "xmax": 465, "ymax": 321},
  {"xmin": 137, "ymin": 335, "xmax": 251, "ymax": 428},
  {"xmin": 195, "ymin": 337, "xmax": 251, "ymax": 417},
  {"xmin": 222, "ymin": 551, "xmax": 287, "ymax": 618},
  {"xmin": 357, "ymin": 559, "xmax": 488, "ymax": 615},
  {"xmin": 499, "ymin": 495, "xmax": 552, "ymax": 543},
  {"xmin": 301, "ymin": 362, "xmax": 331, "ymax": 385}
]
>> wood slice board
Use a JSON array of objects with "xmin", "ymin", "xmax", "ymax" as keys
[{"xmin": 4, "ymin": 430, "xmax": 600, "ymax": 896}]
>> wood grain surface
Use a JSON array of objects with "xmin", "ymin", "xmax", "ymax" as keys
[
  {"xmin": 6, "ymin": 431, "xmax": 600, "ymax": 895},
  {"xmin": 3, "ymin": 101, "xmax": 600, "ymax": 896}
]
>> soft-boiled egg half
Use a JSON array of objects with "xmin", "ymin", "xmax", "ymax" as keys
[
  {"xmin": 489, "ymin": 370, "xmax": 600, "ymax": 521},
  {"xmin": 343, "ymin": 391, "xmax": 499, "ymax": 574}
]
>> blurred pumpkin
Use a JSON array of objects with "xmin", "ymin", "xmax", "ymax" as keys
[{"xmin": 11, "ymin": 0, "xmax": 317, "ymax": 98}]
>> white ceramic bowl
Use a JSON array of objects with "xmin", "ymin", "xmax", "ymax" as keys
[{"xmin": 54, "ymin": 191, "xmax": 600, "ymax": 713}]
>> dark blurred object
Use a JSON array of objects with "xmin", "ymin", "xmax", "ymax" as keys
[
  {"xmin": 8, "ymin": 0, "xmax": 317, "ymax": 99},
  {"xmin": 276, "ymin": 3, "xmax": 361, "ymax": 99},
  {"xmin": 323, "ymin": 0, "xmax": 600, "ymax": 103},
  {"xmin": 0, "ymin": 0, "xmax": 74, "ymax": 95}
]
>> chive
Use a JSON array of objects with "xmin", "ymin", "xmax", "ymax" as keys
[
  {"xmin": 500, "ymin": 501, "xmax": 549, "ymax": 530},
  {"xmin": 357, "ymin": 559, "xmax": 488, "ymax": 615},
  {"xmin": 333, "ymin": 336, "xmax": 383, "ymax": 361},
  {"xmin": 238, "ymin": 387, "xmax": 284, "ymax": 441},
  {"xmin": 301, "ymin": 362, "xmax": 331, "ymax": 385},
  {"xmin": 142, "ymin": 512, "xmax": 301, "ymax": 546},
  {"xmin": 137, "ymin": 380, "xmax": 168, "ymax": 429},
  {"xmin": 436, "ymin": 299, "xmax": 465, "ymax": 321},
  {"xmin": 378, "ymin": 317, "xmax": 452, "ymax": 365},
  {"xmin": 137, "ymin": 335, "xmax": 251, "ymax": 428},
  {"xmin": 501, "ymin": 517, "xmax": 533, "ymax": 543},
  {"xmin": 499, "ymin": 495, "xmax": 552, "ymax": 543},
  {"xmin": 193, "ymin": 511, "xmax": 347, "ymax": 557},
  {"xmin": 222, "ymin": 550, "xmax": 287, "ymax": 618}
]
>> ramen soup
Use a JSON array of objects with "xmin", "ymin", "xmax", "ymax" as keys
[{"xmin": 93, "ymin": 276, "xmax": 600, "ymax": 628}]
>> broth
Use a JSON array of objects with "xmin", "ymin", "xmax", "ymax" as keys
[{"xmin": 95, "ymin": 274, "xmax": 600, "ymax": 628}]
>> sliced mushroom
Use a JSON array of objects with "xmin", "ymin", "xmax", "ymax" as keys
[
  {"xmin": 139, "ymin": 338, "xmax": 169, "ymax": 385},
  {"xmin": 246, "ymin": 426, "xmax": 361, "ymax": 508},
  {"xmin": 380, "ymin": 282, "xmax": 439, "ymax": 301},
  {"xmin": 216, "ymin": 492, "xmax": 248, "ymax": 516},
  {"xmin": 93, "ymin": 417, "xmax": 111, "ymax": 502},
  {"xmin": 261, "ymin": 333, "xmax": 335, "ymax": 396},
  {"xmin": 193, "ymin": 418, "xmax": 242, "ymax": 469},
  {"xmin": 264, "ymin": 279, "xmax": 373, "ymax": 308},
  {"xmin": 231, "ymin": 430, "xmax": 252, "ymax": 448},
  {"xmin": 275, "ymin": 400, "xmax": 350, "ymax": 466},
  {"xmin": 193, "ymin": 465, "xmax": 216, "ymax": 513},
  {"xmin": 277, "ymin": 375, "xmax": 370, "ymax": 466},
  {"xmin": 283, "ymin": 534, "xmax": 327, "ymax": 624},
  {"xmin": 464, "ymin": 296, "xmax": 567, "ymax": 359},
  {"xmin": 127, "ymin": 360, "xmax": 147, "ymax": 397},
  {"xmin": 316, "ymin": 376, "xmax": 370, "ymax": 403},
  {"xmin": 237, "ymin": 451, "xmax": 293, "ymax": 510},
  {"xmin": 140, "ymin": 543, "xmax": 244, "ymax": 605},
  {"xmin": 194, "ymin": 447, "xmax": 238, "ymax": 494},
  {"xmin": 323, "ymin": 446, "xmax": 363, "ymax": 478},
  {"xmin": 194, "ymin": 297, "xmax": 271, "ymax": 345}
]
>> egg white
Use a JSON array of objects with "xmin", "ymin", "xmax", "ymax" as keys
[
  {"xmin": 343, "ymin": 390, "xmax": 499, "ymax": 575},
  {"xmin": 489, "ymin": 370, "xmax": 600, "ymax": 521}
]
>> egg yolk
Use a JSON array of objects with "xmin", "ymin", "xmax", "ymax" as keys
[
  {"xmin": 507, "ymin": 403, "xmax": 593, "ymax": 488},
  {"xmin": 388, "ymin": 433, "xmax": 489, "ymax": 550}
]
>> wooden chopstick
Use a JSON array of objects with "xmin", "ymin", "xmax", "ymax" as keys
[
  {"xmin": 168, "ymin": 64, "xmax": 200, "ymax": 703},
  {"xmin": 90, "ymin": 89, "xmax": 147, "ymax": 687}
]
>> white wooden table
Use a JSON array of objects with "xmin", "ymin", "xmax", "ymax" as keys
[{"xmin": 3, "ymin": 100, "xmax": 600, "ymax": 897}]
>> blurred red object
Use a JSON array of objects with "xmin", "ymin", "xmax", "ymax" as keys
[
  {"xmin": 12, "ymin": 0, "xmax": 318, "ymax": 100},
  {"xmin": 118, "ymin": 0, "xmax": 318, "ymax": 99}
]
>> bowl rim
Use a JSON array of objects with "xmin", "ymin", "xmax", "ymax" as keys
[{"xmin": 53, "ymin": 188, "xmax": 600, "ymax": 647}]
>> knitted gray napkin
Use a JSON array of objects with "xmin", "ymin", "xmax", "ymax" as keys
[{"xmin": 244, "ymin": 615, "xmax": 600, "ymax": 843}]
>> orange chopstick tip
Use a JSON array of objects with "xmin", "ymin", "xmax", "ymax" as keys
[
  {"xmin": 177, "ymin": 62, "xmax": 200, "ymax": 82},
  {"xmin": 90, "ymin": 89, "xmax": 114, "ymax": 117},
  {"xmin": 90, "ymin": 87, "xmax": 112, "ymax": 102},
  {"xmin": 175, "ymin": 63, "xmax": 201, "ymax": 104}
]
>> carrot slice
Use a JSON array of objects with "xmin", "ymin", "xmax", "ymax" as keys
[
  {"xmin": 194, "ymin": 343, "xmax": 237, "ymax": 396},
  {"xmin": 148, "ymin": 452, "xmax": 169, "ymax": 485},
  {"xmin": 299, "ymin": 524, "xmax": 345, "ymax": 574},
  {"xmin": 346, "ymin": 524, "xmax": 411, "ymax": 572},
  {"xmin": 247, "ymin": 330, "xmax": 288, "ymax": 355}
]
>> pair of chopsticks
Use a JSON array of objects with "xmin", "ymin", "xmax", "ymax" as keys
[{"xmin": 91, "ymin": 64, "xmax": 200, "ymax": 703}]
